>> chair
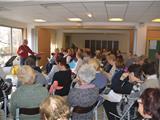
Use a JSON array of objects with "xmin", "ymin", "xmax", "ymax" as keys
[
  {"xmin": 16, "ymin": 107, "xmax": 39, "ymax": 120},
  {"xmin": 107, "ymin": 84, "xmax": 142, "ymax": 120}
]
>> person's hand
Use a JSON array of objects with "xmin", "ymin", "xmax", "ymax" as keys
[{"xmin": 129, "ymin": 72, "xmax": 142, "ymax": 83}]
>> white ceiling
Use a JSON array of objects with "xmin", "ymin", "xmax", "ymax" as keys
[{"xmin": 0, "ymin": 0, "xmax": 160, "ymax": 26}]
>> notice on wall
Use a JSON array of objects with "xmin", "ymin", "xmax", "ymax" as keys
[{"xmin": 149, "ymin": 40, "xmax": 157, "ymax": 49}]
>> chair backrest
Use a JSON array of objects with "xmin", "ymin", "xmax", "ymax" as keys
[{"xmin": 16, "ymin": 107, "xmax": 39, "ymax": 120}]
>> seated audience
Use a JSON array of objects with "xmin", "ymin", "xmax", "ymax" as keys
[
  {"xmin": 10, "ymin": 65, "xmax": 49, "ymax": 120},
  {"xmin": 46, "ymin": 53, "xmax": 64, "ymax": 84},
  {"xmin": 103, "ymin": 64, "xmax": 142, "ymax": 120},
  {"xmin": 125, "ymin": 51, "xmax": 136, "ymax": 67},
  {"xmin": 72, "ymin": 51, "xmax": 83, "ymax": 74},
  {"xmin": 49, "ymin": 58, "xmax": 72, "ymax": 96},
  {"xmin": 138, "ymin": 88, "xmax": 160, "ymax": 120},
  {"xmin": 24, "ymin": 57, "xmax": 48, "ymax": 86},
  {"xmin": 89, "ymin": 58, "xmax": 108, "ymax": 93},
  {"xmin": 67, "ymin": 64, "xmax": 99, "ymax": 120},
  {"xmin": 104, "ymin": 54, "xmax": 117, "ymax": 82},
  {"xmin": 40, "ymin": 95, "xmax": 70, "ymax": 120},
  {"xmin": 141, "ymin": 62, "xmax": 160, "ymax": 91},
  {"xmin": 135, "ymin": 55, "xmax": 146, "ymax": 66}
]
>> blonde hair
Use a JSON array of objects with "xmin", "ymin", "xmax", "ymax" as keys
[
  {"xmin": 17, "ymin": 65, "xmax": 36, "ymax": 85},
  {"xmin": 88, "ymin": 58, "xmax": 100, "ymax": 71},
  {"xmin": 106, "ymin": 54, "xmax": 116, "ymax": 62},
  {"xmin": 40, "ymin": 95, "xmax": 70, "ymax": 120}
]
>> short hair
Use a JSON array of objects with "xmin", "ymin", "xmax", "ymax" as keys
[
  {"xmin": 40, "ymin": 95, "xmax": 70, "ymax": 120},
  {"xmin": 140, "ymin": 88, "xmax": 160, "ymax": 120},
  {"xmin": 141, "ymin": 62, "xmax": 156, "ymax": 75},
  {"xmin": 77, "ymin": 64, "xmax": 96, "ymax": 83},
  {"xmin": 128, "ymin": 64, "xmax": 142, "ymax": 78},
  {"xmin": 23, "ymin": 39, "xmax": 28, "ymax": 44},
  {"xmin": 17, "ymin": 65, "xmax": 36, "ymax": 85},
  {"xmin": 25, "ymin": 56, "xmax": 36, "ymax": 66}
]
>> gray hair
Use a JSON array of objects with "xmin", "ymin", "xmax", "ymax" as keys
[
  {"xmin": 77, "ymin": 64, "xmax": 96, "ymax": 83},
  {"xmin": 17, "ymin": 65, "xmax": 36, "ymax": 85}
]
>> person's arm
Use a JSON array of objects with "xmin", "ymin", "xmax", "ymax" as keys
[
  {"xmin": 17, "ymin": 45, "xmax": 23, "ymax": 56},
  {"xmin": 26, "ymin": 46, "xmax": 35, "ymax": 55},
  {"xmin": 66, "ymin": 56, "xmax": 71, "ymax": 64},
  {"xmin": 47, "ymin": 65, "xmax": 59, "ymax": 84},
  {"xmin": 10, "ymin": 92, "xmax": 17, "ymax": 118}
]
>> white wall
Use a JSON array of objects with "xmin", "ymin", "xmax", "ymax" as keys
[
  {"xmin": 68, "ymin": 33, "xmax": 130, "ymax": 53},
  {"xmin": 0, "ymin": 17, "xmax": 27, "ymax": 28}
]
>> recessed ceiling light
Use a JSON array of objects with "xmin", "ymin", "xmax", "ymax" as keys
[
  {"xmin": 68, "ymin": 18, "xmax": 82, "ymax": 22},
  {"xmin": 152, "ymin": 18, "xmax": 160, "ymax": 22},
  {"xmin": 109, "ymin": 18, "xmax": 123, "ymax": 22},
  {"xmin": 87, "ymin": 13, "xmax": 92, "ymax": 18},
  {"xmin": 34, "ymin": 19, "xmax": 46, "ymax": 22}
]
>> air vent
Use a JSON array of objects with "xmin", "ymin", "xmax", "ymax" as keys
[
  {"xmin": 40, "ymin": 3, "xmax": 60, "ymax": 8},
  {"xmin": 105, "ymin": 1, "xmax": 129, "ymax": 5}
]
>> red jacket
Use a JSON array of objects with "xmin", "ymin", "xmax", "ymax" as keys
[{"xmin": 17, "ymin": 45, "xmax": 34, "ymax": 58}]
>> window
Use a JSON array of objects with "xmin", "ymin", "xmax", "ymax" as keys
[
  {"xmin": 85, "ymin": 40, "xmax": 119, "ymax": 52},
  {"xmin": 0, "ymin": 26, "xmax": 22, "ymax": 65}
]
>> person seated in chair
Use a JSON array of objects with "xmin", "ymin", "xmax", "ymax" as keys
[
  {"xmin": 88, "ymin": 58, "xmax": 108, "ymax": 93},
  {"xmin": 103, "ymin": 64, "xmax": 142, "ymax": 120},
  {"xmin": 10, "ymin": 65, "xmax": 49, "ymax": 120},
  {"xmin": 67, "ymin": 64, "xmax": 99, "ymax": 120},
  {"xmin": 138, "ymin": 88, "xmax": 160, "ymax": 120},
  {"xmin": 40, "ymin": 95, "xmax": 70, "ymax": 120}
]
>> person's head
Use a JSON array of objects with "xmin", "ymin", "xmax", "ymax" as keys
[
  {"xmin": 23, "ymin": 39, "xmax": 28, "ymax": 45},
  {"xmin": 141, "ymin": 62, "xmax": 156, "ymax": 76},
  {"xmin": 54, "ymin": 48, "xmax": 59, "ymax": 54},
  {"xmin": 138, "ymin": 88, "xmax": 160, "ymax": 120},
  {"xmin": 136, "ymin": 55, "xmax": 146, "ymax": 65},
  {"xmin": 106, "ymin": 54, "xmax": 116, "ymax": 65},
  {"xmin": 127, "ymin": 51, "xmax": 133, "ymax": 57},
  {"xmin": 25, "ymin": 56, "xmax": 36, "ymax": 67},
  {"xmin": 88, "ymin": 58, "xmax": 101, "ymax": 71},
  {"xmin": 115, "ymin": 56, "xmax": 125, "ymax": 69},
  {"xmin": 17, "ymin": 65, "xmax": 36, "ymax": 85},
  {"xmin": 67, "ymin": 48, "xmax": 72, "ymax": 55},
  {"xmin": 57, "ymin": 57, "xmax": 68, "ymax": 70},
  {"xmin": 76, "ymin": 51, "xmax": 83, "ymax": 59},
  {"xmin": 40, "ymin": 95, "xmax": 70, "ymax": 120},
  {"xmin": 128, "ymin": 64, "xmax": 142, "ymax": 82},
  {"xmin": 77, "ymin": 64, "xmax": 96, "ymax": 84},
  {"xmin": 155, "ymin": 51, "xmax": 160, "ymax": 59}
]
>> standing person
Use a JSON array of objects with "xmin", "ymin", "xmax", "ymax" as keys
[{"xmin": 17, "ymin": 39, "xmax": 36, "ymax": 65}]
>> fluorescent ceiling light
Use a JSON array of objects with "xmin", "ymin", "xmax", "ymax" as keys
[
  {"xmin": 87, "ymin": 13, "xmax": 92, "ymax": 18},
  {"xmin": 152, "ymin": 18, "xmax": 160, "ymax": 22},
  {"xmin": 34, "ymin": 19, "xmax": 46, "ymax": 22},
  {"xmin": 68, "ymin": 18, "xmax": 82, "ymax": 22},
  {"xmin": 109, "ymin": 18, "xmax": 123, "ymax": 22}
]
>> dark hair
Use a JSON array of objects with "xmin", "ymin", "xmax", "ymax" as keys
[
  {"xmin": 25, "ymin": 56, "xmax": 36, "ymax": 66},
  {"xmin": 56, "ymin": 53, "xmax": 64, "ymax": 63},
  {"xmin": 140, "ymin": 88, "xmax": 160, "ymax": 120},
  {"xmin": 141, "ymin": 62, "xmax": 156, "ymax": 75},
  {"xmin": 128, "ymin": 64, "xmax": 142, "ymax": 78}
]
